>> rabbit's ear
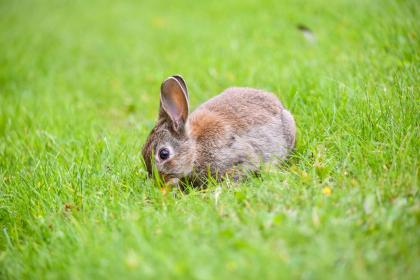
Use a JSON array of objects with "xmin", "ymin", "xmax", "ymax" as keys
[
  {"xmin": 160, "ymin": 76, "xmax": 189, "ymax": 132},
  {"xmin": 171, "ymin": 75, "xmax": 188, "ymax": 100}
]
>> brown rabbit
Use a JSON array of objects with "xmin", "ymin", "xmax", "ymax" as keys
[{"xmin": 142, "ymin": 75, "xmax": 296, "ymax": 186}]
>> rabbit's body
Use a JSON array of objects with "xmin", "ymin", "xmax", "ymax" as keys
[
  {"xmin": 188, "ymin": 87, "xmax": 295, "ymax": 180},
  {"xmin": 142, "ymin": 76, "xmax": 296, "ymax": 186}
]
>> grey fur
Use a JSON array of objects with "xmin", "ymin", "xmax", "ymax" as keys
[{"xmin": 142, "ymin": 76, "xmax": 296, "ymax": 186}]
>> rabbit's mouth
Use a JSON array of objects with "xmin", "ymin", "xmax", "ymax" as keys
[{"xmin": 162, "ymin": 173, "xmax": 180, "ymax": 186}]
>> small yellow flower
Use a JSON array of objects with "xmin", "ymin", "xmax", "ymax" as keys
[
  {"xmin": 322, "ymin": 187, "xmax": 332, "ymax": 196},
  {"xmin": 125, "ymin": 250, "xmax": 139, "ymax": 269},
  {"xmin": 226, "ymin": 261, "xmax": 237, "ymax": 271},
  {"xmin": 160, "ymin": 187, "xmax": 168, "ymax": 195},
  {"xmin": 151, "ymin": 17, "xmax": 166, "ymax": 28}
]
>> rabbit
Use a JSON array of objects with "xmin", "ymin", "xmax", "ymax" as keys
[{"xmin": 142, "ymin": 75, "xmax": 296, "ymax": 187}]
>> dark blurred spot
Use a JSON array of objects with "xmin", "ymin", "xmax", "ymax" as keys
[
  {"xmin": 297, "ymin": 24, "xmax": 316, "ymax": 43},
  {"xmin": 297, "ymin": 24, "xmax": 311, "ymax": 32},
  {"xmin": 127, "ymin": 103, "xmax": 136, "ymax": 114}
]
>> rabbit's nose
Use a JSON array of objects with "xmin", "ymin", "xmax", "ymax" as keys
[{"xmin": 162, "ymin": 174, "xmax": 179, "ymax": 185}]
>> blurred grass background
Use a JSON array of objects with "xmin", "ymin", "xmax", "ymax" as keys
[{"xmin": 0, "ymin": 0, "xmax": 419, "ymax": 279}]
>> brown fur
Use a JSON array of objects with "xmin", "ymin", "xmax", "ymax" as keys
[{"xmin": 142, "ymin": 76, "xmax": 296, "ymax": 186}]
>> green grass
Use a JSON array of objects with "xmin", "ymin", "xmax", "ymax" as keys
[{"xmin": 0, "ymin": 0, "xmax": 419, "ymax": 279}]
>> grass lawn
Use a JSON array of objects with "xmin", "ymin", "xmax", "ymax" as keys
[{"xmin": 0, "ymin": 0, "xmax": 419, "ymax": 279}]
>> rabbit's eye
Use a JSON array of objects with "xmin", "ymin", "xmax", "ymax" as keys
[{"xmin": 158, "ymin": 148, "xmax": 170, "ymax": 161}]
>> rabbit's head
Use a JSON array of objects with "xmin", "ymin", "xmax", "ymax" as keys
[{"xmin": 142, "ymin": 76, "xmax": 196, "ymax": 184}]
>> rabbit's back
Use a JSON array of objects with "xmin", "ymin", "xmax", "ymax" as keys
[
  {"xmin": 196, "ymin": 87, "xmax": 283, "ymax": 127},
  {"xmin": 187, "ymin": 87, "xmax": 295, "ymax": 177}
]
